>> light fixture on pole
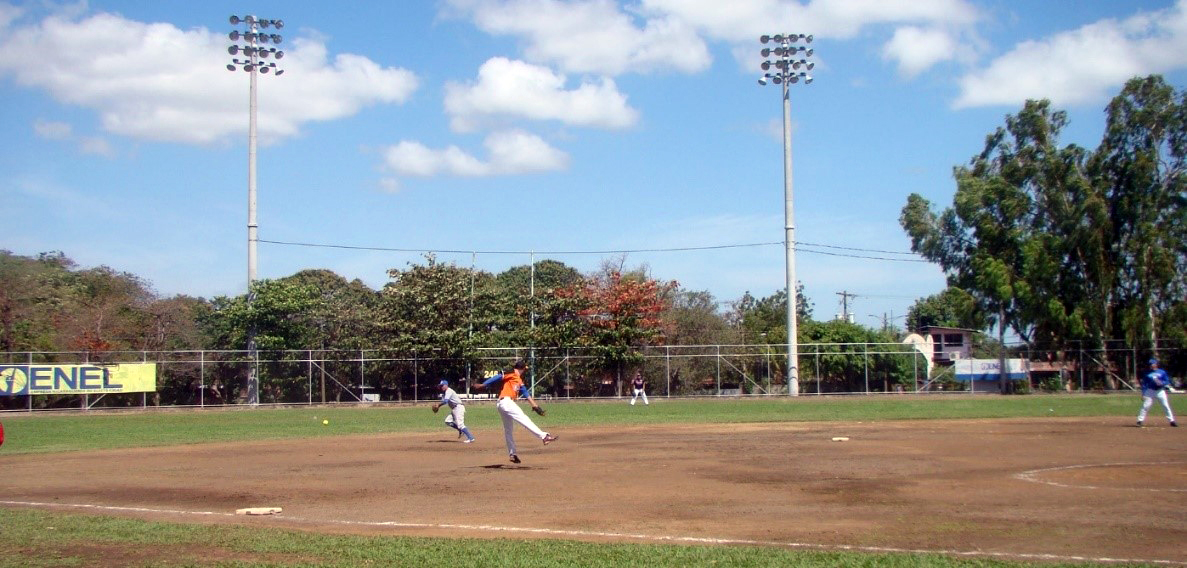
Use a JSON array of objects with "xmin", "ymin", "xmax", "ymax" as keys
[
  {"xmin": 228, "ymin": 14, "xmax": 284, "ymax": 406},
  {"xmin": 758, "ymin": 33, "xmax": 814, "ymax": 396}
]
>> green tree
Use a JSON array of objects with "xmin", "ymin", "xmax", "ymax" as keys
[
  {"xmin": 488, "ymin": 259, "xmax": 586, "ymax": 348},
  {"xmin": 665, "ymin": 289, "xmax": 730, "ymax": 346},
  {"xmin": 1090, "ymin": 75, "xmax": 1187, "ymax": 349},
  {"xmin": 282, "ymin": 269, "xmax": 377, "ymax": 351},
  {"xmin": 799, "ymin": 319, "xmax": 916, "ymax": 393},
  {"xmin": 902, "ymin": 76, "xmax": 1187, "ymax": 390},
  {"xmin": 901, "ymin": 99, "xmax": 1097, "ymax": 391},
  {"xmin": 905, "ymin": 287, "xmax": 986, "ymax": 332},
  {"xmin": 138, "ymin": 295, "xmax": 208, "ymax": 351},
  {"xmin": 199, "ymin": 278, "xmax": 321, "ymax": 402},
  {"xmin": 202, "ymin": 279, "xmax": 321, "ymax": 351},
  {"xmin": 730, "ymin": 283, "xmax": 813, "ymax": 344},
  {"xmin": 374, "ymin": 255, "xmax": 498, "ymax": 397},
  {"xmin": 0, "ymin": 250, "xmax": 76, "ymax": 352}
]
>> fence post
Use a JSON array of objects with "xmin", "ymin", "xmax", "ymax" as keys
[
  {"xmin": 665, "ymin": 346, "xmax": 671, "ymax": 397},
  {"xmin": 27, "ymin": 351, "xmax": 34, "ymax": 411},
  {"xmin": 715, "ymin": 344, "xmax": 721, "ymax": 396},
  {"xmin": 815, "ymin": 349, "xmax": 820, "ymax": 395},
  {"xmin": 1078, "ymin": 342, "xmax": 1084, "ymax": 391},
  {"xmin": 864, "ymin": 347, "xmax": 870, "ymax": 394}
]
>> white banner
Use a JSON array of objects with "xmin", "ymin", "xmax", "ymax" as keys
[{"xmin": 953, "ymin": 359, "xmax": 1026, "ymax": 381}]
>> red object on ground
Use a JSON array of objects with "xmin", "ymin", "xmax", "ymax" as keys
[{"xmin": 0, "ymin": 420, "xmax": 5, "ymax": 447}]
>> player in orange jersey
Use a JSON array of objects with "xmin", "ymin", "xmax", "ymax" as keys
[{"xmin": 474, "ymin": 359, "xmax": 557, "ymax": 463}]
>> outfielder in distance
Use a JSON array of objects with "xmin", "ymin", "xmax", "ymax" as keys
[
  {"xmin": 1136, "ymin": 358, "xmax": 1177, "ymax": 428},
  {"xmin": 474, "ymin": 359, "xmax": 558, "ymax": 464},
  {"xmin": 630, "ymin": 370, "xmax": 649, "ymax": 406},
  {"xmin": 433, "ymin": 379, "xmax": 475, "ymax": 443}
]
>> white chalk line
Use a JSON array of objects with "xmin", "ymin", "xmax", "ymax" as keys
[
  {"xmin": 1015, "ymin": 461, "xmax": 1187, "ymax": 492},
  {"xmin": 3, "ymin": 499, "xmax": 1185, "ymax": 566}
]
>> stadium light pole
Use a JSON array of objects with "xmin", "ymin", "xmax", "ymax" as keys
[
  {"xmin": 228, "ymin": 14, "xmax": 285, "ymax": 405},
  {"xmin": 758, "ymin": 33, "xmax": 814, "ymax": 396}
]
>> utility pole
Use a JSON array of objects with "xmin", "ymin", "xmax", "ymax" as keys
[{"xmin": 836, "ymin": 291, "xmax": 858, "ymax": 323}]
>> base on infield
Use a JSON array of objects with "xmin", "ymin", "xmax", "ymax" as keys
[{"xmin": 235, "ymin": 507, "xmax": 283, "ymax": 516}]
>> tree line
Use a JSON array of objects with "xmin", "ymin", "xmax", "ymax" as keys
[{"xmin": 6, "ymin": 250, "xmax": 908, "ymax": 405}]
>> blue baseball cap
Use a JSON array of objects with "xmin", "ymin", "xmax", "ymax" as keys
[
  {"xmin": 1148, "ymin": 358, "xmax": 1159, "ymax": 365},
  {"xmin": 438, "ymin": 379, "xmax": 449, "ymax": 386}
]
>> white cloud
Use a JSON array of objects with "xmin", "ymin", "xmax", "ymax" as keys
[
  {"xmin": 381, "ymin": 129, "xmax": 569, "ymax": 179},
  {"xmin": 642, "ymin": 0, "xmax": 979, "ymax": 42},
  {"xmin": 33, "ymin": 119, "xmax": 72, "ymax": 140},
  {"xmin": 78, "ymin": 136, "xmax": 114, "ymax": 157},
  {"xmin": 448, "ymin": 0, "xmax": 711, "ymax": 75},
  {"xmin": 955, "ymin": 1, "xmax": 1187, "ymax": 108},
  {"xmin": 33, "ymin": 119, "xmax": 114, "ymax": 157},
  {"xmin": 882, "ymin": 26, "xmax": 967, "ymax": 78},
  {"xmin": 444, "ymin": 57, "xmax": 639, "ymax": 132},
  {"xmin": 0, "ymin": 2, "xmax": 22, "ymax": 30},
  {"xmin": 448, "ymin": 0, "xmax": 982, "ymax": 80},
  {"xmin": 0, "ymin": 8, "xmax": 419, "ymax": 145},
  {"xmin": 5, "ymin": 175, "xmax": 119, "ymax": 219}
]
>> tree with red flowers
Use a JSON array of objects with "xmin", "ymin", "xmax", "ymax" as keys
[{"xmin": 572, "ymin": 266, "xmax": 677, "ymax": 395}]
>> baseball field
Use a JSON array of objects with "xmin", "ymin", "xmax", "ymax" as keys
[{"xmin": 1, "ymin": 395, "xmax": 1184, "ymax": 567}]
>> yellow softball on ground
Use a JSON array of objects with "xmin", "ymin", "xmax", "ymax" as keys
[{"xmin": 322, "ymin": 419, "xmax": 329, "ymax": 425}]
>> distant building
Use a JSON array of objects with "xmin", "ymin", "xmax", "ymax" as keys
[
  {"xmin": 921, "ymin": 326, "xmax": 974, "ymax": 363},
  {"xmin": 901, "ymin": 326, "xmax": 977, "ymax": 377}
]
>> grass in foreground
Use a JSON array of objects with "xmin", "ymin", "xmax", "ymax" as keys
[
  {"xmin": 0, "ymin": 508, "xmax": 1160, "ymax": 568},
  {"xmin": 0, "ymin": 393, "xmax": 1167, "ymax": 455}
]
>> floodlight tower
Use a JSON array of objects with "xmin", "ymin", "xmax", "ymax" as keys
[
  {"xmin": 228, "ymin": 14, "xmax": 284, "ymax": 406},
  {"xmin": 758, "ymin": 33, "xmax": 814, "ymax": 396}
]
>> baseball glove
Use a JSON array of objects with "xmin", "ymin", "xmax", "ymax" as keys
[
  {"xmin": 431, "ymin": 405, "xmax": 440, "ymax": 413},
  {"xmin": 532, "ymin": 406, "xmax": 546, "ymax": 417}
]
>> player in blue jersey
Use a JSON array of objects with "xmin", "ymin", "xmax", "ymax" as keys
[{"xmin": 1136, "ymin": 358, "xmax": 1177, "ymax": 428}]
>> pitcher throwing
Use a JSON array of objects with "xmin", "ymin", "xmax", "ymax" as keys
[{"xmin": 474, "ymin": 359, "xmax": 557, "ymax": 463}]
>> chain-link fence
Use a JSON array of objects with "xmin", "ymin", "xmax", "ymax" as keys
[{"xmin": 1, "ymin": 341, "xmax": 1182, "ymax": 411}]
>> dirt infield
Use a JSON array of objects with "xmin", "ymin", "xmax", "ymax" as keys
[{"xmin": 3, "ymin": 417, "xmax": 1186, "ymax": 565}]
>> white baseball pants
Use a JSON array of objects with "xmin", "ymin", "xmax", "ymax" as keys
[
  {"xmin": 496, "ymin": 397, "xmax": 548, "ymax": 456},
  {"xmin": 444, "ymin": 404, "xmax": 467, "ymax": 429},
  {"xmin": 1138, "ymin": 388, "xmax": 1175, "ymax": 423},
  {"xmin": 631, "ymin": 388, "xmax": 648, "ymax": 405}
]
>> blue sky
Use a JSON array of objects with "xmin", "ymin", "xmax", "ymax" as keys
[{"xmin": 2, "ymin": 0, "xmax": 1186, "ymax": 331}]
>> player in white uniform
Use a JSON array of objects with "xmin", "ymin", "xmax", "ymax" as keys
[
  {"xmin": 1137, "ymin": 358, "xmax": 1177, "ymax": 428},
  {"xmin": 434, "ymin": 379, "xmax": 475, "ymax": 442},
  {"xmin": 630, "ymin": 371, "xmax": 649, "ymax": 405}
]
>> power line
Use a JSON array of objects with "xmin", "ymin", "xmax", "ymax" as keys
[{"xmin": 258, "ymin": 238, "xmax": 930, "ymax": 263}]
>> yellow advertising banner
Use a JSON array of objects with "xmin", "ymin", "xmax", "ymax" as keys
[{"xmin": 0, "ymin": 363, "xmax": 157, "ymax": 396}]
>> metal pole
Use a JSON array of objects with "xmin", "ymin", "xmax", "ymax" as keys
[
  {"xmin": 229, "ymin": 14, "xmax": 284, "ymax": 406},
  {"xmin": 244, "ymin": 22, "xmax": 260, "ymax": 407},
  {"xmin": 759, "ymin": 34, "xmax": 812, "ymax": 396},
  {"xmin": 248, "ymin": 46, "xmax": 258, "ymax": 285},
  {"xmin": 782, "ymin": 80, "xmax": 799, "ymax": 396}
]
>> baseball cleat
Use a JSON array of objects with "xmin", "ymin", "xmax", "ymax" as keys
[
  {"xmin": 1172, "ymin": 421, "xmax": 1179, "ymax": 427},
  {"xmin": 543, "ymin": 434, "xmax": 558, "ymax": 445},
  {"xmin": 463, "ymin": 438, "xmax": 474, "ymax": 443},
  {"xmin": 1136, "ymin": 421, "xmax": 1144, "ymax": 427},
  {"xmin": 509, "ymin": 454, "xmax": 521, "ymax": 463}
]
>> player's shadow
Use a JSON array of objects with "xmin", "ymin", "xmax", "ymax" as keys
[{"xmin": 479, "ymin": 464, "xmax": 537, "ymax": 470}]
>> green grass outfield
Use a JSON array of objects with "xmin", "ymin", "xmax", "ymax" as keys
[{"xmin": 0, "ymin": 395, "xmax": 1177, "ymax": 567}]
